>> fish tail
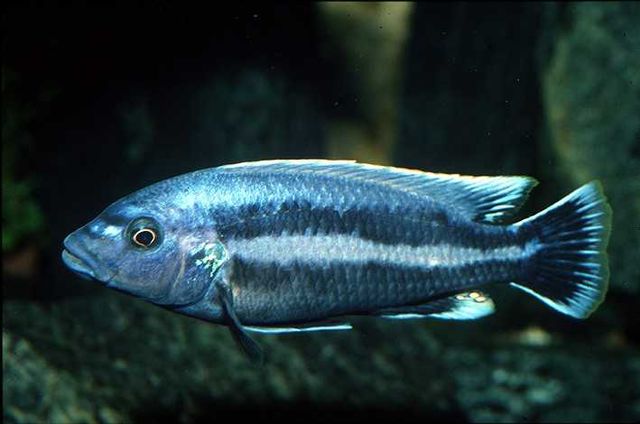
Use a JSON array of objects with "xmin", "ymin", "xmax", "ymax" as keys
[{"xmin": 512, "ymin": 181, "xmax": 612, "ymax": 318}]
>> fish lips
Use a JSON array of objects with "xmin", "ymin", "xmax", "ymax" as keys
[{"xmin": 61, "ymin": 234, "xmax": 112, "ymax": 283}]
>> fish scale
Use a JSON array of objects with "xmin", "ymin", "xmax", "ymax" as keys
[{"xmin": 61, "ymin": 159, "xmax": 611, "ymax": 361}]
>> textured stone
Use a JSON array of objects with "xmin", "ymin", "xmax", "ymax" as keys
[
  {"xmin": 542, "ymin": 2, "xmax": 640, "ymax": 294},
  {"xmin": 5, "ymin": 295, "xmax": 639, "ymax": 422},
  {"xmin": 3, "ymin": 295, "xmax": 459, "ymax": 422},
  {"xmin": 445, "ymin": 342, "xmax": 640, "ymax": 422}
]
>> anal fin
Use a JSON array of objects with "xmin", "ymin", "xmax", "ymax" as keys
[{"xmin": 375, "ymin": 291, "xmax": 495, "ymax": 320}]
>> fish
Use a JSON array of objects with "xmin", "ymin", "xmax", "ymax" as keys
[{"xmin": 61, "ymin": 160, "xmax": 612, "ymax": 362}]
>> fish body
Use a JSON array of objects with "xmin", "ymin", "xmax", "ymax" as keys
[{"xmin": 62, "ymin": 160, "xmax": 611, "ymax": 361}]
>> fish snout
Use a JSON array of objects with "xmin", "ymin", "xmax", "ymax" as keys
[{"xmin": 61, "ymin": 231, "xmax": 113, "ymax": 283}]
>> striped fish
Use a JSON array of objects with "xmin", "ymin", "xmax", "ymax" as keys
[{"xmin": 62, "ymin": 160, "xmax": 612, "ymax": 362}]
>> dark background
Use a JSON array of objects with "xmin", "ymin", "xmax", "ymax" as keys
[{"xmin": 3, "ymin": 3, "xmax": 639, "ymax": 423}]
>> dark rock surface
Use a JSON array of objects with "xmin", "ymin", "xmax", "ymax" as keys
[
  {"xmin": 541, "ymin": 2, "xmax": 640, "ymax": 295},
  {"xmin": 5, "ymin": 293, "xmax": 639, "ymax": 422},
  {"xmin": 3, "ymin": 294, "xmax": 461, "ymax": 422}
]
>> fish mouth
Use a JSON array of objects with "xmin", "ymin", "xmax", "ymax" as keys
[
  {"xmin": 62, "ymin": 249, "xmax": 96, "ymax": 280},
  {"xmin": 62, "ymin": 234, "xmax": 112, "ymax": 283}
]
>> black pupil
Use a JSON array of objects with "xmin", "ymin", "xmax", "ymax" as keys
[{"xmin": 134, "ymin": 229, "xmax": 155, "ymax": 246}]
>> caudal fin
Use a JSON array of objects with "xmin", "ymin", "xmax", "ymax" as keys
[{"xmin": 512, "ymin": 181, "xmax": 612, "ymax": 318}]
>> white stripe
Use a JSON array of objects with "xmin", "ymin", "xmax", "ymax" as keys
[
  {"xmin": 227, "ymin": 234, "xmax": 529, "ymax": 267},
  {"xmin": 244, "ymin": 323, "xmax": 352, "ymax": 333}
]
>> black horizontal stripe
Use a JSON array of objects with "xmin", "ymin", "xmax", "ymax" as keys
[
  {"xmin": 213, "ymin": 200, "xmax": 523, "ymax": 248},
  {"xmin": 231, "ymin": 257, "xmax": 523, "ymax": 325}
]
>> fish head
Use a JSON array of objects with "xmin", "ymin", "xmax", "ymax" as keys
[{"xmin": 62, "ymin": 192, "xmax": 225, "ymax": 308}]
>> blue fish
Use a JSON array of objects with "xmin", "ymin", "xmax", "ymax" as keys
[{"xmin": 62, "ymin": 160, "xmax": 612, "ymax": 362}]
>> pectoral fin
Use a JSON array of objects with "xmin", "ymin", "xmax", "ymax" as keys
[
  {"xmin": 375, "ymin": 291, "xmax": 495, "ymax": 320},
  {"xmin": 216, "ymin": 280, "xmax": 264, "ymax": 365}
]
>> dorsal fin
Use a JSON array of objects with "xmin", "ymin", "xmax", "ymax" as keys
[{"xmin": 220, "ymin": 159, "xmax": 538, "ymax": 223}]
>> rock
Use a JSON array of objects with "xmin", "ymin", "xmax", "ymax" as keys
[
  {"xmin": 3, "ymin": 295, "xmax": 459, "ymax": 422},
  {"xmin": 445, "ymin": 341, "xmax": 640, "ymax": 422},
  {"xmin": 2, "ymin": 331, "xmax": 110, "ymax": 423},
  {"xmin": 6, "ymin": 293, "xmax": 639, "ymax": 422},
  {"xmin": 541, "ymin": 2, "xmax": 640, "ymax": 294}
]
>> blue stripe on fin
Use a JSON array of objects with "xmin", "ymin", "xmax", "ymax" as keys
[
  {"xmin": 376, "ymin": 291, "xmax": 495, "ymax": 321},
  {"xmin": 244, "ymin": 322, "xmax": 352, "ymax": 334},
  {"xmin": 218, "ymin": 159, "xmax": 537, "ymax": 223}
]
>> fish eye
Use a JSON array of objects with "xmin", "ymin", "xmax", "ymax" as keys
[
  {"xmin": 127, "ymin": 217, "xmax": 162, "ymax": 249},
  {"xmin": 133, "ymin": 228, "xmax": 156, "ymax": 247}
]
